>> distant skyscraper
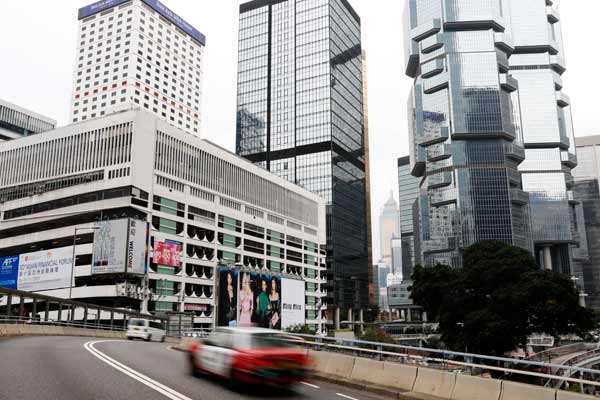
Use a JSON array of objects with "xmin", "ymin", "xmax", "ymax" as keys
[
  {"xmin": 391, "ymin": 235, "xmax": 402, "ymax": 278},
  {"xmin": 379, "ymin": 191, "xmax": 399, "ymax": 269},
  {"xmin": 236, "ymin": 0, "xmax": 370, "ymax": 319},
  {"xmin": 71, "ymin": 0, "xmax": 205, "ymax": 136},
  {"xmin": 0, "ymin": 99, "xmax": 55, "ymax": 141},
  {"xmin": 573, "ymin": 135, "xmax": 600, "ymax": 311},
  {"xmin": 397, "ymin": 156, "xmax": 420, "ymax": 280}
]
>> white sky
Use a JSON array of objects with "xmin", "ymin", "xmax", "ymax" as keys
[{"xmin": 0, "ymin": 0, "xmax": 599, "ymax": 261}]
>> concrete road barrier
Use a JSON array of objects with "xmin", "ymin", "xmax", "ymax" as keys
[
  {"xmin": 323, "ymin": 352, "xmax": 356, "ymax": 379},
  {"xmin": 451, "ymin": 373, "xmax": 502, "ymax": 400},
  {"xmin": 556, "ymin": 390, "xmax": 597, "ymax": 400},
  {"xmin": 410, "ymin": 367, "xmax": 457, "ymax": 399},
  {"xmin": 350, "ymin": 357, "xmax": 384, "ymax": 384},
  {"xmin": 500, "ymin": 381, "xmax": 557, "ymax": 400},
  {"xmin": 375, "ymin": 362, "xmax": 418, "ymax": 392}
]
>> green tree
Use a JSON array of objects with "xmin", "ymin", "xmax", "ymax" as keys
[
  {"xmin": 360, "ymin": 326, "xmax": 396, "ymax": 344},
  {"xmin": 410, "ymin": 241, "xmax": 595, "ymax": 356}
]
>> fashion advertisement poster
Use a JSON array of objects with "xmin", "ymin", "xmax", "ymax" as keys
[
  {"xmin": 244, "ymin": 272, "xmax": 281, "ymax": 330},
  {"xmin": 217, "ymin": 268, "xmax": 238, "ymax": 327}
]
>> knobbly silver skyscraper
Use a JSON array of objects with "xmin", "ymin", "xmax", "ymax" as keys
[{"xmin": 403, "ymin": 0, "xmax": 587, "ymax": 294}]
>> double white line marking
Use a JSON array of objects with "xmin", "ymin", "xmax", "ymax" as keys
[{"xmin": 84, "ymin": 340, "xmax": 193, "ymax": 400}]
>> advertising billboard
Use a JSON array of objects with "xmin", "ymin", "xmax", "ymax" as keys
[
  {"xmin": 126, "ymin": 219, "xmax": 149, "ymax": 275},
  {"xmin": 92, "ymin": 219, "xmax": 129, "ymax": 274},
  {"xmin": 240, "ymin": 272, "xmax": 281, "ymax": 330},
  {"xmin": 0, "ymin": 256, "xmax": 19, "ymax": 289},
  {"xmin": 153, "ymin": 240, "xmax": 182, "ymax": 267},
  {"xmin": 17, "ymin": 247, "xmax": 73, "ymax": 292},
  {"xmin": 217, "ymin": 268, "xmax": 238, "ymax": 327},
  {"xmin": 281, "ymin": 278, "xmax": 306, "ymax": 329}
]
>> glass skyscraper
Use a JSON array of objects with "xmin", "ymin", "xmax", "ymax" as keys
[
  {"xmin": 573, "ymin": 136, "xmax": 600, "ymax": 312},
  {"xmin": 397, "ymin": 156, "xmax": 420, "ymax": 281},
  {"xmin": 404, "ymin": 0, "xmax": 533, "ymax": 268},
  {"xmin": 403, "ymin": 0, "xmax": 587, "ymax": 293},
  {"xmin": 236, "ymin": 0, "xmax": 369, "ymax": 316}
]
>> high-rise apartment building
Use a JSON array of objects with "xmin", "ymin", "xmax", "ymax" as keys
[
  {"xmin": 573, "ymin": 135, "xmax": 600, "ymax": 311},
  {"xmin": 71, "ymin": 0, "xmax": 205, "ymax": 136},
  {"xmin": 236, "ymin": 0, "xmax": 369, "ymax": 321},
  {"xmin": 397, "ymin": 156, "xmax": 420, "ymax": 280},
  {"xmin": 507, "ymin": 1, "xmax": 586, "ymax": 281},
  {"xmin": 379, "ymin": 192, "xmax": 399, "ymax": 269},
  {"xmin": 0, "ymin": 99, "xmax": 56, "ymax": 141}
]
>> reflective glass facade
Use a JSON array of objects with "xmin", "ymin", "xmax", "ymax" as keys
[
  {"xmin": 397, "ymin": 156, "xmax": 420, "ymax": 280},
  {"xmin": 573, "ymin": 136, "xmax": 600, "ymax": 312},
  {"xmin": 404, "ymin": 0, "xmax": 533, "ymax": 268},
  {"xmin": 236, "ymin": 0, "xmax": 369, "ymax": 309},
  {"xmin": 507, "ymin": 0, "xmax": 585, "ymax": 282}
]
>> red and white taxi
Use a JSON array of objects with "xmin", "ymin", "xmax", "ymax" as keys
[{"xmin": 188, "ymin": 327, "xmax": 312, "ymax": 386}]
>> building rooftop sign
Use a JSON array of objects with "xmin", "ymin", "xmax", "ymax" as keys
[
  {"xmin": 141, "ymin": 0, "xmax": 206, "ymax": 46},
  {"xmin": 78, "ymin": 0, "xmax": 130, "ymax": 20}
]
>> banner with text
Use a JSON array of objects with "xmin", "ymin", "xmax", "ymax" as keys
[
  {"xmin": 17, "ymin": 247, "xmax": 73, "ymax": 292},
  {"xmin": 0, "ymin": 256, "xmax": 19, "ymax": 289},
  {"xmin": 126, "ymin": 219, "xmax": 149, "ymax": 275},
  {"xmin": 281, "ymin": 278, "xmax": 305, "ymax": 330},
  {"xmin": 153, "ymin": 240, "xmax": 181, "ymax": 267}
]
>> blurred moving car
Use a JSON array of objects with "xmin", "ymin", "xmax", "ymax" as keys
[
  {"xmin": 188, "ymin": 327, "xmax": 312, "ymax": 386},
  {"xmin": 127, "ymin": 318, "xmax": 166, "ymax": 342}
]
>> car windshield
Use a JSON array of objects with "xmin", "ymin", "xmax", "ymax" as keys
[{"xmin": 128, "ymin": 319, "xmax": 146, "ymax": 327}]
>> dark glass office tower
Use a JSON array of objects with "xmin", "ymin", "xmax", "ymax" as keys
[
  {"xmin": 404, "ymin": 0, "xmax": 533, "ymax": 268},
  {"xmin": 236, "ymin": 0, "xmax": 369, "ymax": 321}
]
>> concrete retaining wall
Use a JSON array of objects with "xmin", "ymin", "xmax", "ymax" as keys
[{"xmin": 0, "ymin": 324, "xmax": 126, "ymax": 340}]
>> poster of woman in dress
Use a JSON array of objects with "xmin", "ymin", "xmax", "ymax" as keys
[
  {"xmin": 238, "ymin": 272, "xmax": 253, "ymax": 327},
  {"xmin": 250, "ymin": 273, "xmax": 281, "ymax": 329},
  {"xmin": 218, "ymin": 268, "xmax": 238, "ymax": 327},
  {"xmin": 267, "ymin": 277, "xmax": 281, "ymax": 330}
]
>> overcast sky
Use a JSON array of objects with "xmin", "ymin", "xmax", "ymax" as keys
[{"xmin": 1, "ymin": 0, "xmax": 599, "ymax": 261}]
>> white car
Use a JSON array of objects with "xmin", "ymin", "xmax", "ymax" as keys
[{"xmin": 126, "ymin": 318, "xmax": 166, "ymax": 342}]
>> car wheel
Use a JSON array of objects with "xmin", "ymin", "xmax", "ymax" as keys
[
  {"xmin": 127, "ymin": 337, "xmax": 132, "ymax": 341},
  {"xmin": 160, "ymin": 335, "xmax": 165, "ymax": 343},
  {"xmin": 145, "ymin": 335, "xmax": 151, "ymax": 342},
  {"xmin": 189, "ymin": 353, "xmax": 201, "ymax": 377}
]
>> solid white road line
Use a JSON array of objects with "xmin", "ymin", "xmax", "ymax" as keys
[
  {"xmin": 84, "ymin": 340, "xmax": 193, "ymax": 400},
  {"xmin": 336, "ymin": 393, "xmax": 360, "ymax": 400},
  {"xmin": 300, "ymin": 381, "xmax": 320, "ymax": 389}
]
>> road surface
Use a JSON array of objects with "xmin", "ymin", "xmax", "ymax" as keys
[{"xmin": 0, "ymin": 336, "xmax": 393, "ymax": 400}]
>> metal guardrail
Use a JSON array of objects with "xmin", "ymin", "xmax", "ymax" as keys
[
  {"xmin": 0, "ymin": 286, "xmax": 166, "ymax": 332},
  {"xmin": 0, "ymin": 315, "xmax": 126, "ymax": 331},
  {"xmin": 281, "ymin": 334, "xmax": 600, "ymax": 390}
]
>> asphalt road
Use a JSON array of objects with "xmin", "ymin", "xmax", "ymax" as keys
[{"xmin": 0, "ymin": 336, "xmax": 394, "ymax": 400}]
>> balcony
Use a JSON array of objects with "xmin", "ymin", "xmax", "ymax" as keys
[
  {"xmin": 496, "ymin": 49, "xmax": 509, "ymax": 72},
  {"xmin": 411, "ymin": 19, "xmax": 442, "ymax": 42},
  {"xmin": 552, "ymin": 71, "xmax": 563, "ymax": 90},
  {"xmin": 418, "ymin": 126, "xmax": 450, "ymax": 147},
  {"xmin": 427, "ymin": 171, "xmax": 453, "ymax": 189},
  {"xmin": 551, "ymin": 55, "xmax": 566, "ymax": 74},
  {"xmin": 494, "ymin": 32, "xmax": 514, "ymax": 54},
  {"xmin": 421, "ymin": 58, "xmax": 445, "ymax": 79},
  {"xmin": 420, "ymin": 33, "xmax": 444, "ymax": 54},
  {"xmin": 423, "ymin": 72, "xmax": 449, "ymax": 94},
  {"xmin": 426, "ymin": 142, "xmax": 452, "ymax": 161},
  {"xmin": 561, "ymin": 151, "xmax": 577, "ymax": 168},
  {"xmin": 429, "ymin": 188, "xmax": 457, "ymax": 207},
  {"xmin": 500, "ymin": 74, "xmax": 518, "ymax": 92},
  {"xmin": 556, "ymin": 92, "xmax": 570, "ymax": 107},
  {"xmin": 422, "ymin": 237, "xmax": 457, "ymax": 254},
  {"xmin": 546, "ymin": 6, "xmax": 560, "ymax": 23},
  {"xmin": 504, "ymin": 142, "xmax": 525, "ymax": 161},
  {"xmin": 510, "ymin": 188, "xmax": 529, "ymax": 205},
  {"xmin": 507, "ymin": 168, "xmax": 522, "ymax": 185}
]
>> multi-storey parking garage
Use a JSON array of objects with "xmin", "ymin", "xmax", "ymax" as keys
[{"xmin": 0, "ymin": 109, "xmax": 327, "ymax": 332}]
